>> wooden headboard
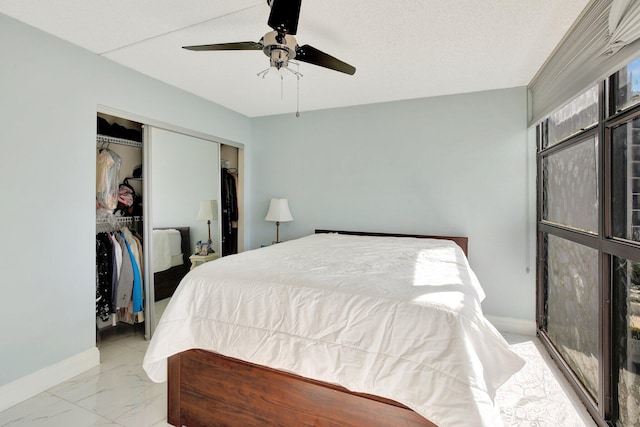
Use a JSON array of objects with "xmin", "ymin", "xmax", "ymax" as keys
[{"xmin": 314, "ymin": 229, "xmax": 468, "ymax": 257}]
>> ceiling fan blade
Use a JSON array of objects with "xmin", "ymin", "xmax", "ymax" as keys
[
  {"xmin": 268, "ymin": 0, "xmax": 302, "ymax": 35},
  {"xmin": 295, "ymin": 44, "xmax": 356, "ymax": 75},
  {"xmin": 182, "ymin": 41, "xmax": 263, "ymax": 51}
]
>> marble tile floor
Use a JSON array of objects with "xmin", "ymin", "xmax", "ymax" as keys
[
  {"xmin": 496, "ymin": 333, "xmax": 595, "ymax": 427},
  {"xmin": 0, "ymin": 324, "xmax": 597, "ymax": 426}
]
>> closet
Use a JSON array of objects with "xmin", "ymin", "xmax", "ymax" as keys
[
  {"xmin": 95, "ymin": 113, "xmax": 148, "ymax": 337},
  {"xmin": 95, "ymin": 108, "xmax": 245, "ymax": 341},
  {"xmin": 220, "ymin": 144, "xmax": 244, "ymax": 256}
]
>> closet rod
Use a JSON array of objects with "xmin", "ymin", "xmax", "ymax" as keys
[
  {"xmin": 97, "ymin": 134, "xmax": 143, "ymax": 149},
  {"xmin": 96, "ymin": 215, "xmax": 142, "ymax": 224},
  {"xmin": 96, "ymin": 216, "xmax": 143, "ymax": 233}
]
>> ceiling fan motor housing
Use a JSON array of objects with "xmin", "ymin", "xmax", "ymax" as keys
[{"xmin": 262, "ymin": 30, "xmax": 297, "ymax": 69}]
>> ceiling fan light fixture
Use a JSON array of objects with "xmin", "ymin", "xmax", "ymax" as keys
[
  {"xmin": 262, "ymin": 31, "xmax": 297, "ymax": 64},
  {"xmin": 269, "ymin": 47, "xmax": 290, "ymax": 69}
]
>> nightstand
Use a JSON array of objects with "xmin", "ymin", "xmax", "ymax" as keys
[{"xmin": 189, "ymin": 253, "xmax": 219, "ymax": 270}]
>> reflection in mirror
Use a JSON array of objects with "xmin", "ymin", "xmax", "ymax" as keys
[{"xmin": 149, "ymin": 127, "xmax": 220, "ymax": 332}]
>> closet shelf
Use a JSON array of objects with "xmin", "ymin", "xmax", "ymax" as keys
[
  {"xmin": 97, "ymin": 134, "xmax": 143, "ymax": 149},
  {"xmin": 96, "ymin": 215, "xmax": 143, "ymax": 233}
]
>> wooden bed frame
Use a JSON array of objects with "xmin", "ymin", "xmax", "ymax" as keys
[
  {"xmin": 315, "ymin": 229, "xmax": 468, "ymax": 256},
  {"xmin": 167, "ymin": 230, "xmax": 469, "ymax": 427}
]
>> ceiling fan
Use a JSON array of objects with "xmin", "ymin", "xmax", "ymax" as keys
[{"xmin": 182, "ymin": 0, "xmax": 356, "ymax": 76}]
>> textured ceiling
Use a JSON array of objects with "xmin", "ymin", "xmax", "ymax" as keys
[{"xmin": 0, "ymin": 0, "xmax": 590, "ymax": 117}]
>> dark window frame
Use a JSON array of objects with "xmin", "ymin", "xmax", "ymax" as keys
[{"xmin": 537, "ymin": 77, "xmax": 640, "ymax": 426}]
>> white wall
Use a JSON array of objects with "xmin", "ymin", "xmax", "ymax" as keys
[
  {"xmin": 249, "ymin": 88, "xmax": 535, "ymax": 322},
  {"xmin": 0, "ymin": 12, "xmax": 250, "ymax": 395}
]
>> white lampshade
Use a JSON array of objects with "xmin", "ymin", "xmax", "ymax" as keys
[
  {"xmin": 196, "ymin": 200, "xmax": 218, "ymax": 221},
  {"xmin": 265, "ymin": 198, "xmax": 293, "ymax": 222}
]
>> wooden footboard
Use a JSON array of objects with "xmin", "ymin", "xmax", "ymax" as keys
[{"xmin": 168, "ymin": 349, "xmax": 437, "ymax": 427}]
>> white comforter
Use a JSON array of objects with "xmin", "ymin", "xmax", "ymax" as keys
[{"xmin": 143, "ymin": 233, "xmax": 524, "ymax": 427}]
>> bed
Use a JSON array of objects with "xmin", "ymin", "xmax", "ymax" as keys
[
  {"xmin": 143, "ymin": 230, "xmax": 525, "ymax": 427},
  {"xmin": 152, "ymin": 227, "xmax": 191, "ymax": 302}
]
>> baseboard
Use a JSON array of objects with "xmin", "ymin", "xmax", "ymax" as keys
[
  {"xmin": 486, "ymin": 315, "xmax": 537, "ymax": 336},
  {"xmin": 0, "ymin": 347, "xmax": 100, "ymax": 413}
]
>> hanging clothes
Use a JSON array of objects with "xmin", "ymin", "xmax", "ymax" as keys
[
  {"xmin": 113, "ymin": 232, "xmax": 134, "ymax": 310},
  {"xmin": 221, "ymin": 168, "xmax": 238, "ymax": 256},
  {"xmin": 108, "ymin": 233, "xmax": 123, "ymax": 312},
  {"xmin": 95, "ymin": 226, "xmax": 144, "ymax": 328},
  {"xmin": 96, "ymin": 233, "xmax": 114, "ymax": 320},
  {"xmin": 130, "ymin": 231, "xmax": 144, "ymax": 278},
  {"xmin": 121, "ymin": 228, "xmax": 144, "ymax": 314},
  {"xmin": 96, "ymin": 148, "xmax": 122, "ymax": 210}
]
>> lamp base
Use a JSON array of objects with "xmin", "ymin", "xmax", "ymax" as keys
[{"xmin": 273, "ymin": 221, "xmax": 281, "ymax": 244}]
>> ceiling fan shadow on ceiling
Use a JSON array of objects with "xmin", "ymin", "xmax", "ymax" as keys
[{"xmin": 182, "ymin": 0, "xmax": 356, "ymax": 77}]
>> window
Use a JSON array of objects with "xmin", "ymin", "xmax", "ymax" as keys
[
  {"xmin": 542, "ymin": 135, "xmax": 598, "ymax": 234},
  {"xmin": 612, "ymin": 117, "xmax": 640, "ymax": 242},
  {"xmin": 545, "ymin": 85, "xmax": 598, "ymax": 148},
  {"xmin": 611, "ymin": 257, "xmax": 640, "ymax": 426},
  {"xmin": 537, "ymin": 56, "xmax": 640, "ymax": 426},
  {"xmin": 612, "ymin": 57, "xmax": 640, "ymax": 114},
  {"xmin": 542, "ymin": 233, "xmax": 600, "ymax": 399}
]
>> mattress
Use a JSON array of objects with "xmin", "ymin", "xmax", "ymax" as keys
[{"xmin": 143, "ymin": 233, "xmax": 524, "ymax": 427}]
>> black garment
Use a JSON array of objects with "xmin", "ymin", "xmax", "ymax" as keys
[
  {"xmin": 109, "ymin": 234, "xmax": 118, "ymax": 313},
  {"xmin": 221, "ymin": 168, "xmax": 238, "ymax": 256},
  {"xmin": 96, "ymin": 233, "xmax": 113, "ymax": 321}
]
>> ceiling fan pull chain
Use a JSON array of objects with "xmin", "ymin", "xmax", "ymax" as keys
[
  {"xmin": 281, "ymin": 74, "xmax": 284, "ymax": 100},
  {"xmin": 296, "ymin": 62, "xmax": 301, "ymax": 118}
]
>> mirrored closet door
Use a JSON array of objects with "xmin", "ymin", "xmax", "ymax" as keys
[{"xmin": 147, "ymin": 126, "xmax": 220, "ymax": 336}]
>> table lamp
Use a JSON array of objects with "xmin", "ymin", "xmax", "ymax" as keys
[
  {"xmin": 265, "ymin": 198, "xmax": 293, "ymax": 244},
  {"xmin": 196, "ymin": 200, "xmax": 217, "ymax": 253}
]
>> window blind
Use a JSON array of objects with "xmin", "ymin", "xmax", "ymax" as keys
[
  {"xmin": 606, "ymin": 0, "xmax": 640, "ymax": 55},
  {"xmin": 528, "ymin": 0, "xmax": 640, "ymax": 126}
]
